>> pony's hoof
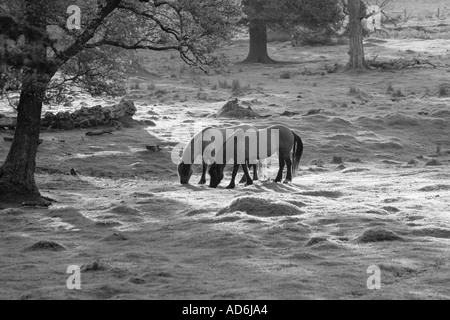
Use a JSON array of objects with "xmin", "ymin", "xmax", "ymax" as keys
[
  {"xmin": 283, "ymin": 180, "xmax": 291, "ymax": 184},
  {"xmin": 274, "ymin": 180, "xmax": 281, "ymax": 184},
  {"xmin": 198, "ymin": 180, "xmax": 206, "ymax": 185},
  {"xmin": 226, "ymin": 185, "xmax": 235, "ymax": 189},
  {"xmin": 238, "ymin": 178, "xmax": 247, "ymax": 184}
]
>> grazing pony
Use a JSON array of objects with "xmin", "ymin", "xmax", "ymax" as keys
[
  {"xmin": 177, "ymin": 125, "xmax": 258, "ymax": 185},
  {"xmin": 208, "ymin": 125, "xmax": 303, "ymax": 189}
]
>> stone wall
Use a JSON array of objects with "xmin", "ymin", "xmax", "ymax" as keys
[{"xmin": 41, "ymin": 99, "xmax": 137, "ymax": 130}]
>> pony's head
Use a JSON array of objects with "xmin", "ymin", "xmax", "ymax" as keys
[
  {"xmin": 178, "ymin": 162, "xmax": 193, "ymax": 185},
  {"xmin": 209, "ymin": 163, "xmax": 225, "ymax": 188}
]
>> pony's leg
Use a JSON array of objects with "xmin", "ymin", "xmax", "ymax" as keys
[
  {"xmin": 238, "ymin": 174, "xmax": 247, "ymax": 184},
  {"xmin": 252, "ymin": 164, "xmax": 258, "ymax": 181},
  {"xmin": 226, "ymin": 164, "xmax": 240, "ymax": 189},
  {"xmin": 241, "ymin": 164, "xmax": 253, "ymax": 186},
  {"xmin": 198, "ymin": 161, "xmax": 207, "ymax": 185},
  {"xmin": 274, "ymin": 156, "xmax": 286, "ymax": 183},
  {"xmin": 284, "ymin": 157, "xmax": 292, "ymax": 184},
  {"xmin": 238, "ymin": 161, "xmax": 248, "ymax": 184}
]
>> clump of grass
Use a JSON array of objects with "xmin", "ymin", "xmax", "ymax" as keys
[
  {"xmin": 438, "ymin": 84, "xmax": 448, "ymax": 97},
  {"xmin": 231, "ymin": 79, "xmax": 251, "ymax": 96},
  {"xmin": 392, "ymin": 89, "xmax": 405, "ymax": 98},
  {"xmin": 147, "ymin": 83, "xmax": 156, "ymax": 91},
  {"xmin": 131, "ymin": 81, "xmax": 141, "ymax": 90},
  {"xmin": 231, "ymin": 79, "xmax": 242, "ymax": 93},
  {"xmin": 170, "ymin": 52, "xmax": 177, "ymax": 60},
  {"xmin": 197, "ymin": 92, "xmax": 209, "ymax": 101},
  {"xmin": 348, "ymin": 86, "xmax": 360, "ymax": 96},
  {"xmin": 426, "ymin": 159, "xmax": 442, "ymax": 166},
  {"xmin": 211, "ymin": 84, "xmax": 218, "ymax": 91},
  {"xmin": 154, "ymin": 89, "xmax": 168, "ymax": 97},
  {"xmin": 357, "ymin": 228, "xmax": 404, "ymax": 243},
  {"xmin": 332, "ymin": 156, "xmax": 343, "ymax": 164},
  {"xmin": 280, "ymin": 71, "xmax": 292, "ymax": 79},
  {"xmin": 437, "ymin": 144, "xmax": 442, "ymax": 155},
  {"xmin": 218, "ymin": 79, "xmax": 230, "ymax": 89},
  {"xmin": 386, "ymin": 82, "xmax": 394, "ymax": 94}
]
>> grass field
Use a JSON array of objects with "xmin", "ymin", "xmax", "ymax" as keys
[{"xmin": 0, "ymin": 1, "xmax": 449, "ymax": 301}]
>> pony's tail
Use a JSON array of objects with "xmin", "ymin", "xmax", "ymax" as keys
[{"xmin": 291, "ymin": 130, "xmax": 303, "ymax": 177}]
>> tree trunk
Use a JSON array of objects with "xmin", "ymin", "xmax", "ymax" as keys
[
  {"xmin": 0, "ymin": 73, "xmax": 52, "ymax": 201},
  {"xmin": 348, "ymin": 0, "xmax": 367, "ymax": 69},
  {"xmin": 242, "ymin": 24, "xmax": 277, "ymax": 64},
  {"xmin": 0, "ymin": 0, "xmax": 54, "ymax": 203}
]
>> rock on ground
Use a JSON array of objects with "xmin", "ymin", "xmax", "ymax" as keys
[{"xmin": 217, "ymin": 99, "xmax": 261, "ymax": 119}]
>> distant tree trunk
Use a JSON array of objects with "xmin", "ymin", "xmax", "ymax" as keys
[
  {"xmin": 347, "ymin": 0, "xmax": 367, "ymax": 69},
  {"xmin": 242, "ymin": 24, "xmax": 277, "ymax": 64},
  {"xmin": 0, "ymin": 0, "xmax": 55, "ymax": 202}
]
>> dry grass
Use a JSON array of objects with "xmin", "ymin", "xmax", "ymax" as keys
[
  {"xmin": 439, "ymin": 84, "xmax": 448, "ymax": 97},
  {"xmin": 374, "ymin": 0, "xmax": 450, "ymax": 40},
  {"xmin": 377, "ymin": 28, "xmax": 450, "ymax": 40}
]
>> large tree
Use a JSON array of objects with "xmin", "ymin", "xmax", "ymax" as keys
[
  {"xmin": 241, "ymin": 0, "xmax": 344, "ymax": 64},
  {"xmin": 345, "ymin": 0, "xmax": 390, "ymax": 69},
  {"xmin": 0, "ymin": 0, "xmax": 241, "ymax": 203},
  {"xmin": 346, "ymin": 0, "xmax": 367, "ymax": 69}
]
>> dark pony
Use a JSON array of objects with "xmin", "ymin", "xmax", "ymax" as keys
[
  {"xmin": 178, "ymin": 125, "xmax": 258, "ymax": 185},
  {"xmin": 209, "ymin": 125, "xmax": 303, "ymax": 189}
]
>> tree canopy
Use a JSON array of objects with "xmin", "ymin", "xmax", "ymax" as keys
[
  {"xmin": 241, "ymin": 0, "xmax": 344, "ymax": 63},
  {"xmin": 243, "ymin": 0, "xmax": 343, "ymax": 29},
  {"xmin": 1, "ymin": 0, "xmax": 243, "ymax": 98},
  {"xmin": 0, "ymin": 0, "xmax": 242, "ymax": 201}
]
